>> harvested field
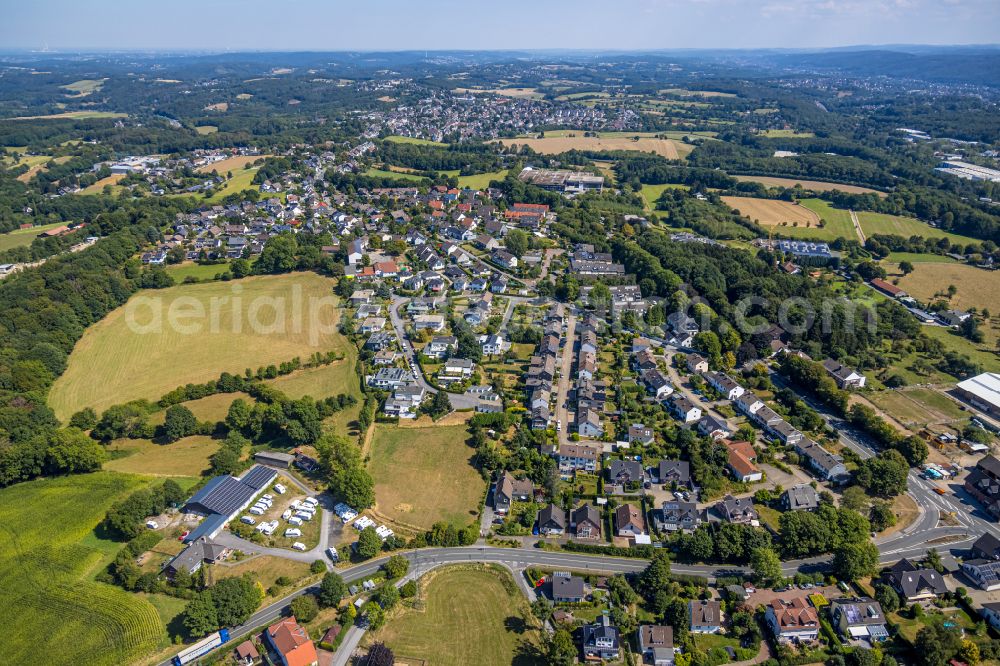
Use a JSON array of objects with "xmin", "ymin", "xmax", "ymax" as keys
[
  {"xmin": 61, "ymin": 79, "xmax": 106, "ymax": 97},
  {"xmin": 732, "ymin": 175, "xmax": 885, "ymax": 196},
  {"xmin": 660, "ymin": 88, "xmax": 736, "ymax": 98},
  {"xmin": 501, "ymin": 134, "xmax": 682, "ymax": 159},
  {"xmin": 78, "ymin": 173, "xmax": 126, "ymax": 195},
  {"xmin": 10, "ymin": 111, "xmax": 126, "ymax": 120},
  {"xmin": 722, "ymin": 196, "xmax": 821, "ymax": 228},
  {"xmin": 895, "ymin": 262, "xmax": 1000, "ymax": 313},
  {"xmin": 196, "ymin": 154, "xmax": 265, "ymax": 174},
  {"xmin": 455, "ymin": 86, "xmax": 544, "ymax": 99},
  {"xmin": 204, "ymin": 102, "xmax": 228, "ymax": 112},
  {"xmin": 194, "ymin": 125, "xmax": 218, "ymax": 135}
]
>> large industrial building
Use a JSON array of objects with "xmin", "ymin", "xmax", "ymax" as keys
[
  {"xmin": 518, "ymin": 167, "xmax": 604, "ymax": 193},
  {"xmin": 182, "ymin": 465, "xmax": 277, "ymax": 543},
  {"xmin": 956, "ymin": 372, "xmax": 1000, "ymax": 418}
]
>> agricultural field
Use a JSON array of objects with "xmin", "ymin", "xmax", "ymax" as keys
[
  {"xmin": 11, "ymin": 110, "xmax": 127, "ymax": 120},
  {"xmin": 0, "ymin": 472, "xmax": 167, "ymax": 666},
  {"xmin": 501, "ymin": 133, "xmax": 683, "ymax": 159},
  {"xmin": 367, "ymin": 423, "xmax": 485, "ymax": 532},
  {"xmin": 364, "ymin": 566, "xmax": 543, "ymax": 666},
  {"xmin": 760, "ymin": 129, "xmax": 815, "ymax": 138},
  {"xmin": 206, "ymin": 167, "xmax": 260, "ymax": 202},
  {"xmin": 885, "ymin": 251, "xmax": 958, "ymax": 265},
  {"xmin": 855, "ymin": 211, "xmax": 981, "ymax": 245},
  {"xmin": 363, "ymin": 168, "xmax": 428, "ymax": 182},
  {"xmin": 0, "ymin": 221, "xmax": 67, "ymax": 251},
  {"xmin": 795, "ymin": 198, "xmax": 859, "ymax": 240},
  {"xmin": 164, "ymin": 260, "xmax": 230, "ymax": 282},
  {"xmin": 732, "ymin": 175, "xmax": 885, "ymax": 196},
  {"xmin": 383, "ymin": 135, "xmax": 447, "ymax": 146},
  {"xmin": 721, "ymin": 196, "xmax": 821, "ymax": 229},
  {"xmin": 660, "ymin": 88, "xmax": 736, "ymax": 98},
  {"xmin": 60, "ymin": 78, "xmax": 106, "ymax": 96},
  {"xmin": 894, "ymin": 262, "xmax": 1000, "ymax": 313},
  {"xmin": 78, "ymin": 173, "xmax": 126, "ymax": 195},
  {"xmin": 868, "ymin": 388, "xmax": 966, "ymax": 429},
  {"xmin": 639, "ymin": 183, "xmax": 690, "ymax": 210},
  {"xmin": 455, "ymin": 86, "xmax": 545, "ymax": 99},
  {"xmin": 265, "ymin": 357, "xmax": 360, "ymax": 401},
  {"xmin": 48, "ymin": 273, "xmax": 343, "ymax": 420},
  {"xmin": 194, "ymin": 125, "xmax": 218, "ymax": 135},
  {"xmin": 105, "ymin": 435, "xmax": 220, "ymax": 477}
]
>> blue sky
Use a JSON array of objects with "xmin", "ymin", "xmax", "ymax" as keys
[{"xmin": 2, "ymin": 0, "xmax": 998, "ymax": 51}]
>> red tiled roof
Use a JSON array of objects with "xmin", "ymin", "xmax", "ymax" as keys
[{"xmin": 267, "ymin": 616, "xmax": 318, "ymax": 666}]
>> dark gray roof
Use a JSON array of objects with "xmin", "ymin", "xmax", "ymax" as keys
[
  {"xmin": 185, "ymin": 465, "xmax": 276, "ymax": 516},
  {"xmin": 552, "ymin": 574, "xmax": 586, "ymax": 600}
]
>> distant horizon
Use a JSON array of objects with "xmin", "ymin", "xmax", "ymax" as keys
[{"xmin": 3, "ymin": 0, "xmax": 999, "ymax": 52}]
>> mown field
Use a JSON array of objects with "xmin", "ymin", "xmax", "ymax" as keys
[
  {"xmin": 364, "ymin": 566, "xmax": 543, "ymax": 666},
  {"xmin": 640, "ymin": 182, "xmax": 689, "ymax": 210},
  {"xmin": 794, "ymin": 198, "xmax": 859, "ymax": 240},
  {"xmin": 384, "ymin": 135, "xmax": 447, "ymax": 146},
  {"xmin": 0, "ymin": 472, "xmax": 167, "ymax": 666},
  {"xmin": 367, "ymin": 424, "xmax": 484, "ymax": 532},
  {"xmin": 78, "ymin": 173, "xmax": 126, "ymax": 195},
  {"xmin": 0, "ymin": 221, "xmax": 67, "ymax": 251},
  {"xmin": 194, "ymin": 125, "xmax": 218, "ymax": 135},
  {"xmin": 11, "ymin": 110, "xmax": 127, "ymax": 120},
  {"xmin": 105, "ymin": 435, "xmax": 220, "ymax": 477},
  {"xmin": 855, "ymin": 211, "xmax": 981, "ymax": 245},
  {"xmin": 722, "ymin": 196, "xmax": 821, "ymax": 228},
  {"xmin": 164, "ymin": 261, "xmax": 230, "ymax": 282},
  {"xmin": 732, "ymin": 175, "xmax": 885, "ymax": 196},
  {"xmin": 48, "ymin": 273, "xmax": 344, "ymax": 420},
  {"xmin": 500, "ymin": 134, "xmax": 683, "ymax": 159},
  {"xmin": 60, "ymin": 79, "xmax": 106, "ymax": 96},
  {"xmin": 456, "ymin": 170, "xmax": 508, "ymax": 189},
  {"xmin": 195, "ymin": 154, "xmax": 265, "ymax": 174}
]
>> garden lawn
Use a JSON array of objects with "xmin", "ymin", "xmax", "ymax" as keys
[
  {"xmin": 0, "ymin": 472, "xmax": 167, "ymax": 666},
  {"xmin": 367, "ymin": 423, "xmax": 485, "ymax": 532},
  {"xmin": 364, "ymin": 566, "xmax": 543, "ymax": 666},
  {"xmin": 48, "ymin": 273, "xmax": 344, "ymax": 420}
]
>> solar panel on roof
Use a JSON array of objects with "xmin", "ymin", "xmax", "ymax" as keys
[{"xmin": 241, "ymin": 465, "xmax": 277, "ymax": 490}]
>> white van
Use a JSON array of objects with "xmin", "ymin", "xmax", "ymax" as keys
[
  {"xmin": 249, "ymin": 506, "xmax": 265, "ymax": 516},
  {"xmin": 284, "ymin": 528, "xmax": 302, "ymax": 538},
  {"xmin": 292, "ymin": 542, "xmax": 307, "ymax": 551},
  {"xmin": 241, "ymin": 515, "xmax": 256, "ymax": 525}
]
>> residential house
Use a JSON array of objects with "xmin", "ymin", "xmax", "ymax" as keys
[
  {"xmin": 689, "ymin": 600, "xmax": 722, "ymax": 634},
  {"xmin": 265, "ymin": 616, "xmax": 318, "ymax": 666},
  {"xmin": 480, "ymin": 334, "xmax": 509, "ymax": 356},
  {"xmin": 669, "ymin": 395, "xmax": 702, "ymax": 423},
  {"xmin": 614, "ymin": 503, "xmax": 646, "ymax": 537},
  {"xmin": 552, "ymin": 572, "xmax": 586, "ymax": 603},
  {"xmin": 571, "ymin": 504, "xmax": 602, "ymax": 540},
  {"xmin": 696, "ymin": 414, "xmax": 731, "ymax": 439},
  {"xmin": 425, "ymin": 335, "xmax": 457, "ymax": 359},
  {"xmin": 980, "ymin": 602, "xmax": 1000, "ymax": 633},
  {"xmin": 359, "ymin": 317, "xmax": 386, "ymax": 334},
  {"xmin": 822, "ymin": 359, "xmax": 867, "ymax": 389},
  {"xmin": 965, "ymin": 455, "xmax": 1000, "ymax": 519},
  {"xmin": 686, "ymin": 353, "xmax": 709, "ymax": 374},
  {"xmin": 657, "ymin": 460, "xmax": 691, "ymax": 487},
  {"xmin": 538, "ymin": 503, "xmax": 567, "ymax": 536},
  {"xmin": 725, "ymin": 440, "xmax": 762, "ymax": 483},
  {"xmin": 494, "ymin": 472, "xmax": 533, "ymax": 515},
  {"xmin": 628, "ymin": 424, "xmax": 655, "ymax": 445},
  {"xmin": 829, "ymin": 598, "xmax": 889, "ymax": 643},
  {"xmin": 766, "ymin": 596, "xmax": 820, "ymax": 644},
  {"xmin": 413, "ymin": 314, "xmax": 445, "ymax": 332},
  {"xmin": 734, "ymin": 391, "xmax": 765, "ymax": 417},
  {"xmin": 233, "ymin": 641, "xmax": 260, "ymax": 666},
  {"xmin": 607, "ymin": 459, "xmax": 645, "ymax": 486},
  {"xmin": 656, "ymin": 501, "xmax": 704, "ymax": 533},
  {"xmin": 885, "ymin": 559, "xmax": 948, "ymax": 602},
  {"xmin": 973, "ymin": 533, "xmax": 1000, "ymax": 560},
  {"xmin": 442, "ymin": 357, "xmax": 476, "ymax": 379},
  {"xmin": 643, "ymin": 369, "xmax": 674, "ymax": 400},
  {"xmin": 557, "ymin": 444, "xmax": 599, "ymax": 473},
  {"xmin": 582, "ymin": 616, "xmax": 621, "ymax": 661},
  {"xmin": 368, "ymin": 368, "xmax": 414, "ymax": 390},
  {"xmin": 715, "ymin": 495, "xmax": 759, "ymax": 525},
  {"xmin": 783, "ymin": 484, "xmax": 819, "ymax": 511},
  {"xmin": 794, "ymin": 439, "xmax": 850, "ymax": 484},
  {"xmin": 704, "ymin": 371, "xmax": 745, "ymax": 401},
  {"xmin": 492, "ymin": 249, "xmax": 518, "ymax": 269},
  {"xmin": 163, "ymin": 538, "xmax": 228, "ymax": 577},
  {"xmin": 382, "ymin": 385, "xmax": 426, "ymax": 419},
  {"xmin": 577, "ymin": 408, "xmax": 604, "ymax": 438},
  {"xmin": 961, "ymin": 558, "xmax": 1000, "ymax": 591},
  {"xmin": 638, "ymin": 625, "xmax": 675, "ymax": 666}
]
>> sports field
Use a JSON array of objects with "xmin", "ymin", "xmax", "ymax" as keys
[
  {"xmin": 0, "ymin": 221, "xmax": 67, "ymax": 251},
  {"xmin": 48, "ymin": 273, "xmax": 343, "ymax": 420},
  {"xmin": 855, "ymin": 211, "xmax": 980, "ymax": 245},
  {"xmin": 364, "ymin": 566, "xmax": 543, "ymax": 666},
  {"xmin": 722, "ymin": 196, "xmax": 821, "ymax": 228},
  {"xmin": 501, "ymin": 134, "xmax": 683, "ymax": 159},
  {"xmin": 105, "ymin": 435, "xmax": 220, "ymax": 477},
  {"xmin": 732, "ymin": 175, "xmax": 885, "ymax": 196},
  {"xmin": 0, "ymin": 472, "xmax": 166, "ymax": 666},
  {"xmin": 367, "ymin": 424, "xmax": 485, "ymax": 532}
]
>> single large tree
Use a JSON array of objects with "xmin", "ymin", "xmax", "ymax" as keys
[
  {"xmin": 163, "ymin": 405, "xmax": 197, "ymax": 442},
  {"xmin": 318, "ymin": 571, "xmax": 347, "ymax": 608}
]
